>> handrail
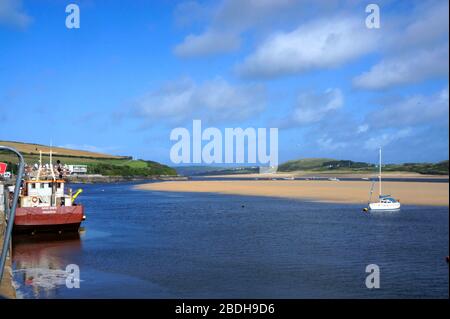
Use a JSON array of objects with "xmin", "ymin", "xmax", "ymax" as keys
[{"xmin": 0, "ymin": 146, "xmax": 25, "ymax": 282}]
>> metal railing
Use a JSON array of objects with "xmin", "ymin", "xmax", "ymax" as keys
[{"xmin": 0, "ymin": 146, "xmax": 25, "ymax": 282}]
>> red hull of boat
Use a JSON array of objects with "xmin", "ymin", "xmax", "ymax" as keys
[{"xmin": 14, "ymin": 205, "xmax": 84, "ymax": 233}]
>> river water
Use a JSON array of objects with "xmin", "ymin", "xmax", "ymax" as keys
[{"xmin": 11, "ymin": 182, "xmax": 449, "ymax": 298}]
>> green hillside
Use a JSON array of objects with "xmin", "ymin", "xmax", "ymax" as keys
[
  {"xmin": 277, "ymin": 158, "xmax": 336, "ymax": 171},
  {"xmin": 0, "ymin": 140, "xmax": 129, "ymax": 159},
  {"xmin": 0, "ymin": 141, "xmax": 176, "ymax": 177},
  {"xmin": 175, "ymin": 165, "xmax": 260, "ymax": 176},
  {"xmin": 278, "ymin": 158, "xmax": 449, "ymax": 175},
  {"xmin": 383, "ymin": 160, "xmax": 449, "ymax": 175}
]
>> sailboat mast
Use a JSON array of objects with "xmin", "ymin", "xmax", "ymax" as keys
[{"xmin": 379, "ymin": 147, "xmax": 382, "ymax": 197}]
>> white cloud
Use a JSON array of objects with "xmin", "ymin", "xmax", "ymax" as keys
[
  {"xmin": 363, "ymin": 128, "xmax": 413, "ymax": 151},
  {"xmin": 237, "ymin": 16, "xmax": 379, "ymax": 78},
  {"xmin": 368, "ymin": 87, "xmax": 449, "ymax": 128},
  {"xmin": 174, "ymin": 30, "xmax": 241, "ymax": 57},
  {"xmin": 174, "ymin": 1, "xmax": 209, "ymax": 27},
  {"xmin": 317, "ymin": 136, "xmax": 348, "ymax": 151},
  {"xmin": 305, "ymin": 87, "xmax": 449, "ymax": 156},
  {"xmin": 133, "ymin": 77, "xmax": 266, "ymax": 125},
  {"xmin": 354, "ymin": 1, "xmax": 449, "ymax": 90},
  {"xmin": 353, "ymin": 46, "xmax": 449, "ymax": 89},
  {"xmin": 357, "ymin": 124, "xmax": 369, "ymax": 134},
  {"xmin": 287, "ymin": 88, "xmax": 344, "ymax": 125},
  {"xmin": 0, "ymin": 0, "xmax": 31, "ymax": 28},
  {"xmin": 173, "ymin": 0, "xmax": 298, "ymax": 57},
  {"xmin": 213, "ymin": 0, "xmax": 296, "ymax": 30},
  {"xmin": 388, "ymin": 0, "xmax": 449, "ymax": 52}
]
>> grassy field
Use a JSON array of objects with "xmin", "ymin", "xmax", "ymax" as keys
[
  {"xmin": 0, "ymin": 140, "xmax": 129, "ymax": 159},
  {"xmin": 0, "ymin": 141, "xmax": 176, "ymax": 176},
  {"xmin": 278, "ymin": 158, "xmax": 336, "ymax": 171},
  {"xmin": 278, "ymin": 158, "xmax": 449, "ymax": 175}
]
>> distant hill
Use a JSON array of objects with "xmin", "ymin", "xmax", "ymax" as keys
[
  {"xmin": 174, "ymin": 158, "xmax": 449, "ymax": 176},
  {"xmin": 0, "ymin": 140, "xmax": 176, "ymax": 177},
  {"xmin": 278, "ymin": 158, "xmax": 449, "ymax": 175},
  {"xmin": 383, "ymin": 160, "xmax": 449, "ymax": 175},
  {"xmin": 277, "ymin": 158, "xmax": 335, "ymax": 171},
  {"xmin": 175, "ymin": 166, "xmax": 225, "ymax": 176},
  {"xmin": 0, "ymin": 140, "xmax": 130, "ymax": 159},
  {"xmin": 175, "ymin": 165, "xmax": 259, "ymax": 176}
]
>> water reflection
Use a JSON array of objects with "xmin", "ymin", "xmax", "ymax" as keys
[
  {"xmin": 12, "ymin": 231, "xmax": 83, "ymax": 299},
  {"xmin": 9, "ymin": 181, "xmax": 450, "ymax": 298}
]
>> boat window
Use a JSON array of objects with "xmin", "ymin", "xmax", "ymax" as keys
[
  {"xmin": 31, "ymin": 183, "xmax": 36, "ymax": 189},
  {"xmin": 40, "ymin": 183, "xmax": 45, "ymax": 189}
]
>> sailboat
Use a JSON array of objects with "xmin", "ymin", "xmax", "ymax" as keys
[{"xmin": 368, "ymin": 148, "xmax": 401, "ymax": 211}]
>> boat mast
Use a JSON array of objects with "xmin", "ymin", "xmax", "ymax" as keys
[
  {"xmin": 379, "ymin": 147, "xmax": 382, "ymax": 197},
  {"xmin": 49, "ymin": 149, "xmax": 56, "ymax": 181},
  {"xmin": 36, "ymin": 150, "xmax": 42, "ymax": 180}
]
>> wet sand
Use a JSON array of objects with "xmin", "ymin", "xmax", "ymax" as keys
[{"xmin": 137, "ymin": 180, "xmax": 449, "ymax": 206}]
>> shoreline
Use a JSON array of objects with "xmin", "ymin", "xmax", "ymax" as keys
[
  {"xmin": 1, "ymin": 175, "xmax": 187, "ymax": 185},
  {"xmin": 198, "ymin": 172, "xmax": 449, "ymax": 180},
  {"xmin": 136, "ymin": 180, "xmax": 449, "ymax": 207},
  {"xmin": 66, "ymin": 175, "xmax": 187, "ymax": 184}
]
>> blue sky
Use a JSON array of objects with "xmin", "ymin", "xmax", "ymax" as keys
[{"xmin": 0, "ymin": 0, "xmax": 448, "ymax": 165}]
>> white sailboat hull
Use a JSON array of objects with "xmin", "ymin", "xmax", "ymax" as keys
[{"xmin": 369, "ymin": 202, "xmax": 401, "ymax": 210}]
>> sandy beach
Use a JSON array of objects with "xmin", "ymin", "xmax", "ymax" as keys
[
  {"xmin": 137, "ymin": 180, "xmax": 449, "ymax": 206},
  {"xmin": 200, "ymin": 171, "xmax": 450, "ymax": 179}
]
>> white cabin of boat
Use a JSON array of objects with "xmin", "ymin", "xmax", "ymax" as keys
[{"xmin": 20, "ymin": 180, "xmax": 73, "ymax": 208}]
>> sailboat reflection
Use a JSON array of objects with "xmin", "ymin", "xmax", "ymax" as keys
[{"xmin": 12, "ymin": 230, "xmax": 84, "ymax": 298}]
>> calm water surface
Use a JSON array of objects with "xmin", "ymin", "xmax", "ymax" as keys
[{"xmin": 12, "ymin": 182, "xmax": 449, "ymax": 298}]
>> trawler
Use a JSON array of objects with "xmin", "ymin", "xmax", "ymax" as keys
[
  {"xmin": 11, "ymin": 151, "xmax": 85, "ymax": 233},
  {"xmin": 368, "ymin": 148, "xmax": 401, "ymax": 211}
]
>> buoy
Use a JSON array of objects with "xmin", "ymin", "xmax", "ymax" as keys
[{"xmin": 363, "ymin": 208, "xmax": 369, "ymax": 212}]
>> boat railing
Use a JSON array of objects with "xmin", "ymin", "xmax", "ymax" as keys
[{"xmin": 0, "ymin": 146, "xmax": 25, "ymax": 283}]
